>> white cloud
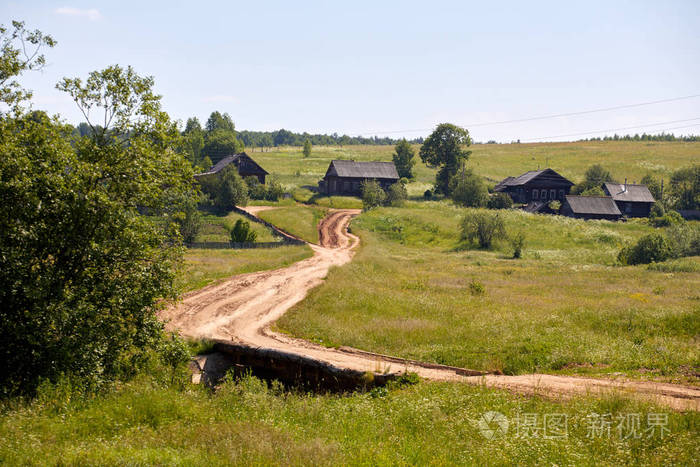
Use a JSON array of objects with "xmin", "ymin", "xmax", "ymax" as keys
[
  {"xmin": 55, "ymin": 7, "xmax": 102, "ymax": 21},
  {"xmin": 202, "ymin": 95, "xmax": 237, "ymax": 104}
]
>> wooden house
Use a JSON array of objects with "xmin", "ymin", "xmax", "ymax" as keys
[
  {"xmin": 561, "ymin": 195, "xmax": 622, "ymax": 221},
  {"xmin": 602, "ymin": 182, "xmax": 655, "ymax": 217},
  {"xmin": 318, "ymin": 160, "xmax": 399, "ymax": 196},
  {"xmin": 195, "ymin": 152, "xmax": 268, "ymax": 184},
  {"xmin": 494, "ymin": 168, "xmax": 573, "ymax": 204}
]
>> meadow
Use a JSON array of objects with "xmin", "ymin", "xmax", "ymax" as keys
[
  {"xmin": 1, "ymin": 371, "xmax": 697, "ymax": 465},
  {"xmin": 277, "ymin": 202, "xmax": 700, "ymax": 380},
  {"xmin": 197, "ymin": 211, "xmax": 280, "ymax": 243},
  {"xmin": 257, "ymin": 205, "xmax": 329, "ymax": 244},
  {"xmin": 251, "ymin": 140, "xmax": 700, "ymax": 192}
]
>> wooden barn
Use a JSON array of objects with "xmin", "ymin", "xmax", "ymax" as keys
[
  {"xmin": 561, "ymin": 195, "xmax": 622, "ymax": 221},
  {"xmin": 318, "ymin": 160, "xmax": 399, "ymax": 196},
  {"xmin": 603, "ymin": 182, "xmax": 655, "ymax": 217},
  {"xmin": 494, "ymin": 168, "xmax": 574, "ymax": 204},
  {"xmin": 195, "ymin": 152, "xmax": 268, "ymax": 184}
]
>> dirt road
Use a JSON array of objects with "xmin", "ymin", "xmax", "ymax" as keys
[{"xmin": 162, "ymin": 208, "xmax": 700, "ymax": 411}]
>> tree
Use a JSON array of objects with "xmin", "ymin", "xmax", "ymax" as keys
[
  {"xmin": 361, "ymin": 180, "xmax": 387, "ymax": 210},
  {"xmin": 392, "ymin": 139, "xmax": 416, "ymax": 179},
  {"xmin": 265, "ymin": 177, "xmax": 285, "ymax": 201},
  {"xmin": 230, "ymin": 219, "xmax": 257, "ymax": 243},
  {"xmin": 618, "ymin": 233, "xmax": 672, "ymax": 265},
  {"xmin": 386, "ymin": 182, "xmax": 408, "ymax": 207},
  {"xmin": 419, "ymin": 123, "xmax": 472, "ymax": 194},
  {"xmin": 449, "ymin": 164, "xmax": 488, "ymax": 207},
  {"xmin": 1, "ymin": 63, "xmax": 196, "ymax": 395},
  {"xmin": 572, "ymin": 164, "xmax": 615, "ymax": 194},
  {"xmin": 205, "ymin": 111, "xmax": 235, "ymax": 133},
  {"xmin": 204, "ymin": 166, "xmax": 248, "ymax": 211},
  {"xmin": 203, "ymin": 129, "xmax": 243, "ymax": 163},
  {"xmin": 640, "ymin": 174, "xmax": 662, "ymax": 201},
  {"xmin": 0, "ymin": 21, "xmax": 56, "ymax": 114},
  {"xmin": 303, "ymin": 138, "xmax": 312, "ymax": 157},
  {"xmin": 459, "ymin": 211, "xmax": 507, "ymax": 249},
  {"xmin": 668, "ymin": 165, "xmax": 699, "ymax": 210}
]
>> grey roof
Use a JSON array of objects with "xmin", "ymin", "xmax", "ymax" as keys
[
  {"xmin": 564, "ymin": 195, "xmax": 621, "ymax": 216},
  {"xmin": 494, "ymin": 168, "xmax": 573, "ymax": 190},
  {"xmin": 196, "ymin": 152, "xmax": 268, "ymax": 177},
  {"xmin": 326, "ymin": 160, "xmax": 399, "ymax": 179},
  {"xmin": 603, "ymin": 183, "xmax": 655, "ymax": 203}
]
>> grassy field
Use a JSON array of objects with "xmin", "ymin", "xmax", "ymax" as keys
[
  {"xmin": 197, "ymin": 211, "xmax": 280, "ymax": 243},
  {"xmin": 277, "ymin": 202, "xmax": 700, "ymax": 380},
  {"xmin": 176, "ymin": 245, "xmax": 313, "ymax": 292},
  {"xmin": 249, "ymin": 141, "xmax": 700, "ymax": 192},
  {"xmin": 1, "ymin": 372, "xmax": 697, "ymax": 465},
  {"xmin": 257, "ymin": 205, "xmax": 329, "ymax": 244}
]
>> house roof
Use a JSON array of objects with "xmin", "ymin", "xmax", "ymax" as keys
[
  {"xmin": 196, "ymin": 152, "xmax": 268, "ymax": 177},
  {"xmin": 494, "ymin": 168, "xmax": 573, "ymax": 191},
  {"xmin": 326, "ymin": 160, "xmax": 399, "ymax": 179},
  {"xmin": 564, "ymin": 195, "xmax": 621, "ymax": 216},
  {"xmin": 603, "ymin": 183, "xmax": 655, "ymax": 203}
]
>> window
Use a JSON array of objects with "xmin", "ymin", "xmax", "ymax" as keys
[
  {"xmin": 533, "ymin": 189, "xmax": 539, "ymax": 200},
  {"xmin": 550, "ymin": 189, "xmax": 556, "ymax": 200},
  {"xmin": 344, "ymin": 181, "xmax": 351, "ymax": 192},
  {"xmin": 541, "ymin": 189, "xmax": 548, "ymax": 200},
  {"xmin": 559, "ymin": 190, "xmax": 565, "ymax": 199}
]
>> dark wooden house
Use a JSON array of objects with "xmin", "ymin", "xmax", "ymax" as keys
[
  {"xmin": 494, "ymin": 168, "xmax": 573, "ymax": 204},
  {"xmin": 195, "ymin": 152, "xmax": 268, "ymax": 184},
  {"xmin": 602, "ymin": 183, "xmax": 655, "ymax": 218},
  {"xmin": 318, "ymin": 160, "xmax": 399, "ymax": 196},
  {"xmin": 561, "ymin": 195, "xmax": 622, "ymax": 221}
]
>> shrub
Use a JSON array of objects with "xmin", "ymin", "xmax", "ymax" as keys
[
  {"xmin": 469, "ymin": 279, "xmax": 485, "ymax": 296},
  {"xmin": 618, "ymin": 233, "xmax": 672, "ymax": 265},
  {"xmin": 230, "ymin": 219, "xmax": 257, "ymax": 243},
  {"xmin": 361, "ymin": 180, "xmax": 386, "ymax": 211},
  {"xmin": 548, "ymin": 200, "xmax": 561, "ymax": 212},
  {"xmin": 450, "ymin": 167, "xmax": 488, "ymax": 207},
  {"xmin": 650, "ymin": 210, "xmax": 683, "ymax": 228},
  {"xmin": 245, "ymin": 176, "xmax": 267, "ymax": 200},
  {"xmin": 572, "ymin": 164, "xmax": 615, "ymax": 194},
  {"xmin": 201, "ymin": 166, "xmax": 248, "ymax": 211},
  {"xmin": 580, "ymin": 186, "xmax": 605, "ymax": 196},
  {"xmin": 487, "ymin": 193, "xmax": 513, "ymax": 209},
  {"xmin": 666, "ymin": 223, "xmax": 700, "ymax": 258},
  {"xmin": 265, "ymin": 177, "xmax": 285, "ymax": 201},
  {"xmin": 386, "ymin": 182, "xmax": 407, "ymax": 207},
  {"xmin": 509, "ymin": 231, "xmax": 526, "ymax": 258},
  {"xmin": 460, "ymin": 211, "xmax": 506, "ymax": 249},
  {"xmin": 649, "ymin": 202, "xmax": 665, "ymax": 218}
]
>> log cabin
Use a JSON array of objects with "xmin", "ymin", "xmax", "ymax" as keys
[{"xmin": 318, "ymin": 160, "xmax": 399, "ymax": 196}]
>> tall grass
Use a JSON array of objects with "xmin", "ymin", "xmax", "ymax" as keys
[{"xmin": 258, "ymin": 206, "xmax": 328, "ymax": 244}]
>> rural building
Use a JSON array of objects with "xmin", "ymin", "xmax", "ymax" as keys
[
  {"xmin": 561, "ymin": 195, "xmax": 622, "ymax": 221},
  {"xmin": 195, "ymin": 152, "xmax": 268, "ymax": 184},
  {"xmin": 602, "ymin": 182, "xmax": 655, "ymax": 217},
  {"xmin": 318, "ymin": 160, "xmax": 399, "ymax": 195},
  {"xmin": 494, "ymin": 168, "xmax": 574, "ymax": 204}
]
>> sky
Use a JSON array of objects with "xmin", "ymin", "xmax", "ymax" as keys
[{"xmin": 2, "ymin": 0, "xmax": 699, "ymax": 142}]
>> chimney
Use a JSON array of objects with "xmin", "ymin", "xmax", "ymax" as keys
[{"xmin": 623, "ymin": 178, "xmax": 627, "ymax": 193}]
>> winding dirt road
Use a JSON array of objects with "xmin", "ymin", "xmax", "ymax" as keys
[{"xmin": 162, "ymin": 208, "xmax": 700, "ymax": 411}]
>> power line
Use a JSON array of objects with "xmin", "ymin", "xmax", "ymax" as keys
[
  {"xmin": 520, "ymin": 117, "xmax": 700, "ymax": 142},
  {"xmin": 352, "ymin": 93, "xmax": 700, "ymax": 135}
]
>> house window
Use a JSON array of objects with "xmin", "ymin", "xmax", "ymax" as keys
[
  {"xmin": 344, "ymin": 181, "xmax": 351, "ymax": 192},
  {"xmin": 541, "ymin": 189, "xmax": 548, "ymax": 200},
  {"xmin": 532, "ymin": 189, "xmax": 539, "ymax": 200},
  {"xmin": 559, "ymin": 190, "xmax": 565, "ymax": 199},
  {"xmin": 550, "ymin": 189, "xmax": 556, "ymax": 200}
]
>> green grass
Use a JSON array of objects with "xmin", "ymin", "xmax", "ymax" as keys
[
  {"xmin": 176, "ymin": 245, "xmax": 313, "ymax": 292},
  {"xmin": 258, "ymin": 205, "xmax": 328, "ymax": 244},
  {"xmin": 249, "ymin": 141, "xmax": 700, "ymax": 193},
  {"xmin": 277, "ymin": 202, "xmax": 700, "ymax": 380},
  {"xmin": 197, "ymin": 211, "xmax": 279, "ymax": 243},
  {"xmin": 1, "ymin": 372, "xmax": 697, "ymax": 465},
  {"xmin": 309, "ymin": 195, "xmax": 363, "ymax": 209}
]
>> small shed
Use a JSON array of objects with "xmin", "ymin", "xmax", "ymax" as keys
[
  {"xmin": 561, "ymin": 195, "xmax": 622, "ymax": 221},
  {"xmin": 602, "ymin": 183, "xmax": 655, "ymax": 218},
  {"xmin": 195, "ymin": 152, "xmax": 268, "ymax": 184},
  {"xmin": 319, "ymin": 160, "xmax": 399, "ymax": 195},
  {"xmin": 494, "ymin": 168, "xmax": 574, "ymax": 204}
]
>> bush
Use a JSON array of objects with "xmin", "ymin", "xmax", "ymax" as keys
[
  {"xmin": 230, "ymin": 219, "xmax": 257, "ymax": 243},
  {"xmin": 666, "ymin": 223, "xmax": 700, "ymax": 258},
  {"xmin": 618, "ymin": 233, "xmax": 672, "ymax": 265},
  {"xmin": 386, "ymin": 182, "xmax": 407, "ymax": 207},
  {"xmin": 460, "ymin": 211, "xmax": 506, "ymax": 249},
  {"xmin": 650, "ymin": 210, "xmax": 683, "ymax": 228},
  {"xmin": 201, "ymin": 166, "xmax": 248, "ymax": 212},
  {"xmin": 487, "ymin": 193, "xmax": 513, "ymax": 209},
  {"xmin": 469, "ymin": 279, "xmax": 485, "ymax": 296},
  {"xmin": 548, "ymin": 200, "xmax": 561, "ymax": 212},
  {"xmin": 450, "ymin": 168, "xmax": 488, "ymax": 207},
  {"xmin": 509, "ymin": 231, "xmax": 526, "ymax": 258},
  {"xmin": 361, "ymin": 180, "xmax": 386, "ymax": 211},
  {"xmin": 265, "ymin": 177, "xmax": 285, "ymax": 201},
  {"xmin": 649, "ymin": 202, "xmax": 665, "ymax": 218},
  {"xmin": 245, "ymin": 176, "xmax": 267, "ymax": 200}
]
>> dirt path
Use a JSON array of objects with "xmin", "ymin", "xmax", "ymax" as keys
[{"xmin": 162, "ymin": 208, "xmax": 700, "ymax": 411}]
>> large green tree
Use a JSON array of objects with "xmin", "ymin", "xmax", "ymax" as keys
[
  {"xmin": 419, "ymin": 123, "xmax": 472, "ymax": 194},
  {"xmin": 572, "ymin": 164, "xmax": 616, "ymax": 194},
  {"xmin": 1, "ymin": 55, "xmax": 195, "ymax": 395},
  {"xmin": 668, "ymin": 165, "xmax": 700, "ymax": 210},
  {"xmin": 392, "ymin": 139, "xmax": 416, "ymax": 179}
]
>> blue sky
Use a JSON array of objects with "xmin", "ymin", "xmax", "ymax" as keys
[{"xmin": 2, "ymin": 0, "xmax": 699, "ymax": 141}]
